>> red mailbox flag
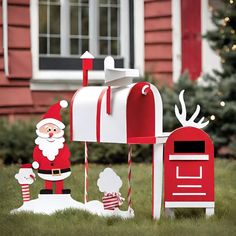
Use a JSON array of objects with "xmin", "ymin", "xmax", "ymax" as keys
[{"xmin": 80, "ymin": 51, "xmax": 94, "ymax": 87}]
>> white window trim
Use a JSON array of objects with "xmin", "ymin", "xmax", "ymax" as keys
[
  {"xmin": 171, "ymin": 0, "xmax": 222, "ymax": 83},
  {"xmin": 201, "ymin": 0, "xmax": 221, "ymax": 77},
  {"xmin": 30, "ymin": 0, "xmax": 144, "ymax": 91},
  {"xmin": 171, "ymin": 0, "xmax": 182, "ymax": 83}
]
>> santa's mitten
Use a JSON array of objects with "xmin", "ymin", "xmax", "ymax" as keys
[{"xmin": 32, "ymin": 161, "xmax": 39, "ymax": 169}]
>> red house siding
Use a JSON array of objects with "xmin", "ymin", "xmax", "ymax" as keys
[
  {"xmin": 144, "ymin": 0, "xmax": 172, "ymax": 86},
  {"xmin": 0, "ymin": 0, "xmax": 74, "ymax": 119}
]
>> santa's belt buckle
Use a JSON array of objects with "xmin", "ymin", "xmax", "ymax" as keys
[{"xmin": 52, "ymin": 169, "xmax": 61, "ymax": 176}]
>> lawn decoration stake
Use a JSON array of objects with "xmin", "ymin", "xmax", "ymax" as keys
[{"xmin": 12, "ymin": 51, "xmax": 214, "ymax": 220}]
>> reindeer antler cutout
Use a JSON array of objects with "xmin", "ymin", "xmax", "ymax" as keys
[{"xmin": 175, "ymin": 90, "xmax": 209, "ymax": 129}]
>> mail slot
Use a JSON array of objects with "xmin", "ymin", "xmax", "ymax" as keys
[{"xmin": 164, "ymin": 126, "xmax": 214, "ymax": 215}]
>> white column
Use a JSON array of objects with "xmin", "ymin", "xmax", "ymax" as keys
[
  {"xmin": 89, "ymin": 0, "xmax": 98, "ymax": 56},
  {"xmin": 134, "ymin": 0, "xmax": 144, "ymax": 75},
  {"xmin": 3, "ymin": 0, "xmax": 9, "ymax": 76},
  {"xmin": 120, "ymin": 0, "xmax": 130, "ymax": 68},
  {"xmin": 171, "ymin": 0, "xmax": 182, "ymax": 83},
  {"xmin": 61, "ymin": 0, "xmax": 70, "ymax": 56},
  {"xmin": 152, "ymin": 143, "xmax": 164, "ymax": 220}
]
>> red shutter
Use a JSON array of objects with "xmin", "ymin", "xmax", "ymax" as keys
[{"xmin": 181, "ymin": 0, "xmax": 202, "ymax": 80}]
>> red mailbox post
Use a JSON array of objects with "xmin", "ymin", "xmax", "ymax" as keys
[{"xmin": 164, "ymin": 126, "xmax": 214, "ymax": 217}]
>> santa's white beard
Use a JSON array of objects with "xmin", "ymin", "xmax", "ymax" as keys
[{"xmin": 35, "ymin": 136, "xmax": 65, "ymax": 161}]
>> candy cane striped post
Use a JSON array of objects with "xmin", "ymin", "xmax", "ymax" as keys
[
  {"xmin": 84, "ymin": 141, "xmax": 89, "ymax": 203},
  {"xmin": 128, "ymin": 144, "xmax": 132, "ymax": 209},
  {"xmin": 21, "ymin": 184, "xmax": 30, "ymax": 203}
]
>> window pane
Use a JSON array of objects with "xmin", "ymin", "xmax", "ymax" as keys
[
  {"xmin": 82, "ymin": 39, "xmax": 89, "ymax": 52},
  {"xmin": 39, "ymin": 4, "xmax": 47, "ymax": 34},
  {"xmin": 50, "ymin": 37, "xmax": 60, "ymax": 54},
  {"xmin": 81, "ymin": 0, "xmax": 89, "ymax": 4},
  {"xmin": 100, "ymin": 40, "xmax": 108, "ymax": 55},
  {"xmin": 70, "ymin": 0, "xmax": 78, "ymax": 3},
  {"xmin": 99, "ymin": 7, "xmax": 108, "ymax": 36},
  {"xmin": 39, "ymin": 37, "xmax": 47, "ymax": 54},
  {"xmin": 81, "ymin": 7, "xmax": 89, "ymax": 36},
  {"xmin": 100, "ymin": 0, "xmax": 108, "ymax": 4},
  {"xmin": 71, "ymin": 39, "xmax": 79, "ymax": 55},
  {"xmin": 50, "ymin": 5, "xmax": 60, "ymax": 34},
  {"xmin": 111, "ymin": 39, "xmax": 118, "ymax": 55},
  {"xmin": 111, "ymin": 7, "xmax": 118, "ymax": 37},
  {"xmin": 70, "ymin": 6, "xmax": 78, "ymax": 35},
  {"xmin": 110, "ymin": 0, "xmax": 118, "ymax": 4}
]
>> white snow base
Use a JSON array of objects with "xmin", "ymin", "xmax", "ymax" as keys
[{"xmin": 11, "ymin": 194, "xmax": 134, "ymax": 219}]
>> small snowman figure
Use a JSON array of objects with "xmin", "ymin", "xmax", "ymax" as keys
[
  {"xmin": 15, "ymin": 164, "xmax": 36, "ymax": 203},
  {"xmin": 97, "ymin": 168, "xmax": 125, "ymax": 211}
]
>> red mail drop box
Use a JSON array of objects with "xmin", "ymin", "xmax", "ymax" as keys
[{"xmin": 164, "ymin": 127, "xmax": 214, "ymax": 211}]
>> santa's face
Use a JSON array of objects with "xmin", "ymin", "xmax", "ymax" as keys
[
  {"xmin": 38, "ymin": 123, "xmax": 63, "ymax": 140},
  {"xmin": 35, "ymin": 123, "xmax": 65, "ymax": 161}
]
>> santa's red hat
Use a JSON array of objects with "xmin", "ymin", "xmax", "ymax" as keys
[
  {"xmin": 36, "ymin": 100, "xmax": 68, "ymax": 129},
  {"xmin": 21, "ymin": 164, "xmax": 32, "ymax": 168}
]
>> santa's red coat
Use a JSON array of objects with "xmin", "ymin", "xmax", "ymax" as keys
[{"xmin": 33, "ymin": 144, "xmax": 71, "ymax": 170}]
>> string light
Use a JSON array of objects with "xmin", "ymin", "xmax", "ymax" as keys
[
  {"xmin": 210, "ymin": 115, "xmax": 216, "ymax": 121},
  {"xmin": 232, "ymin": 44, "xmax": 236, "ymax": 51},
  {"xmin": 230, "ymin": 0, "xmax": 234, "ymax": 4},
  {"xmin": 224, "ymin": 17, "xmax": 230, "ymax": 24},
  {"xmin": 220, "ymin": 101, "xmax": 226, "ymax": 107},
  {"xmin": 231, "ymin": 29, "xmax": 235, "ymax": 34}
]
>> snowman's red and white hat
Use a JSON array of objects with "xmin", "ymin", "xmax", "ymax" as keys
[{"xmin": 36, "ymin": 100, "xmax": 68, "ymax": 130}]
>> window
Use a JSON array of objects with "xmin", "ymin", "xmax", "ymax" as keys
[
  {"xmin": 37, "ymin": 0, "xmax": 123, "ymax": 70},
  {"xmin": 30, "ymin": 0, "xmax": 144, "ymax": 90}
]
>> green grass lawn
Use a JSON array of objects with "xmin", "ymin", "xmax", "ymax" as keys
[{"xmin": 0, "ymin": 159, "xmax": 236, "ymax": 236}]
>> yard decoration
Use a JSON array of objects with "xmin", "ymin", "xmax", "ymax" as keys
[
  {"xmin": 164, "ymin": 90, "xmax": 215, "ymax": 217},
  {"xmin": 15, "ymin": 164, "xmax": 36, "ymax": 203},
  {"xmin": 71, "ymin": 52, "xmax": 168, "ymax": 220},
  {"xmin": 33, "ymin": 100, "xmax": 71, "ymax": 195},
  {"xmin": 12, "ymin": 51, "xmax": 214, "ymax": 220},
  {"xmin": 97, "ymin": 168, "xmax": 125, "ymax": 211}
]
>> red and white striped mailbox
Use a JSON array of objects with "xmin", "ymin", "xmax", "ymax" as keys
[
  {"xmin": 71, "ymin": 79, "xmax": 165, "ymax": 219},
  {"xmin": 164, "ymin": 126, "xmax": 215, "ymax": 216},
  {"xmin": 70, "ymin": 82, "xmax": 162, "ymax": 144}
]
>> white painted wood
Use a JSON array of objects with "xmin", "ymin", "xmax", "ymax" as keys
[
  {"xmin": 3, "ymin": 0, "xmax": 9, "ymax": 76},
  {"xmin": 170, "ymin": 154, "xmax": 209, "ymax": 161},
  {"xmin": 155, "ymin": 132, "xmax": 171, "ymax": 144},
  {"xmin": 201, "ymin": 0, "xmax": 221, "ymax": 78},
  {"xmin": 171, "ymin": 0, "xmax": 182, "ymax": 82},
  {"xmin": 120, "ymin": 0, "xmax": 130, "ymax": 68},
  {"xmin": 205, "ymin": 207, "xmax": 214, "ymax": 217},
  {"xmin": 177, "ymin": 185, "xmax": 202, "ymax": 188},
  {"xmin": 61, "ymin": 0, "xmax": 70, "ymax": 56},
  {"xmin": 100, "ymin": 86, "xmax": 131, "ymax": 143},
  {"xmin": 176, "ymin": 166, "xmax": 202, "ymax": 179},
  {"xmin": 172, "ymin": 193, "xmax": 206, "ymax": 196},
  {"xmin": 89, "ymin": 0, "xmax": 98, "ymax": 56},
  {"xmin": 165, "ymin": 208, "xmax": 175, "ymax": 218},
  {"xmin": 30, "ymin": 0, "xmax": 39, "ymax": 81},
  {"xmin": 134, "ymin": 0, "xmax": 144, "ymax": 76},
  {"xmin": 72, "ymin": 87, "xmax": 105, "ymax": 142},
  {"xmin": 152, "ymin": 143, "xmax": 164, "ymax": 219},
  {"xmin": 165, "ymin": 201, "xmax": 215, "ymax": 208}
]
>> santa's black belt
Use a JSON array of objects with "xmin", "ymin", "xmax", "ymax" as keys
[{"xmin": 38, "ymin": 168, "xmax": 71, "ymax": 175}]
